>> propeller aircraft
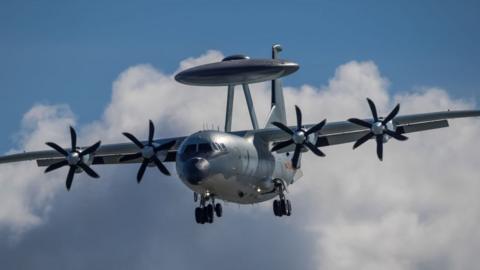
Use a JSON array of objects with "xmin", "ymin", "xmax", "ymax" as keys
[{"xmin": 1, "ymin": 44, "xmax": 479, "ymax": 224}]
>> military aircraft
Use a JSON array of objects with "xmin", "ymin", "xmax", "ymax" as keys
[{"xmin": 1, "ymin": 45, "xmax": 479, "ymax": 224}]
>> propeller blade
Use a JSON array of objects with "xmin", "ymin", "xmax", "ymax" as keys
[
  {"xmin": 271, "ymin": 122, "xmax": 294, "ymax": 135},
  {"xmin": 123, "ymin": 132, "xmax": 144, "ymax": 149},
  {"xmin": 305, "ymin": 119, "xmax": 326, "ymax": 136},
  {"xmin": 77, "ymin": 162, "xmax": 99, "ymax": 178},
  {"xmin": 66, "ymin": 166, "xmax": 75, "ymax": 191},
  {"xmin": 304, "ymin": 141, "xmax": 325, "ymax": 157},
  {"xmin": 46, "ymin": 142, "xmax": 69, "ymax": 156},
  {"xmin": 384, "ymin": 129, "xmax": 408, "ymax": 141},
  {"xmin": 152, "ymin": 156, "xmax": 170, "ymax": 176},
  {"xmin": 291, "ymin": 144, "xmax": 302, "ymax": 169},
  {"xmin": 45, "ymin": 160, "xmax": 68, "ymax": 173},
  {"xmin": 348, "ymin": 118, "xmax": 372, "ymax": 129},
  {"xmin": 353, "ymin": 132, "xmax": 375, "ymax": 149},
  {"xmin": 79, "ymin": 141, "xmax": 101, "ymax": 157},
  {"xmin": 367, "ymin": 98, "xmax": 379, "ymax": 122},
  {"xmin": 295, "ymin": 105, "xmax": 302, "ymax": 129},
  {"xmin": 154, "ymin": 140, "xmax": 176, "ymax": 152},
  {"xmin": 382, "ymin": 104, "xmax": 400, "ymax": 125},
  {"xmin": 271, "ymin": 139, "xmax": 294, "ymax": 152},
  {"xmin": 376, "ymin": 135, "xmax": 383, "ymax": 161},
  {"xmin": 119, "ymin": 152, "xmax": 142, "ymax": 162},
  {"xmin": 70, "ymin": 126, "xmax": 77, "ymax": 150},
  {"xmin": 148, "ymin": 120, "xmax": 155, "ymax": 145},
  {"xmin": 137, "ymin": 160, "xmax": 149, "ymax": 183}
]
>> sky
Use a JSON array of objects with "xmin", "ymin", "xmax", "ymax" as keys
[{"xmin": 1, "ymin": 1, "xmax": 480, "ymax": 270}]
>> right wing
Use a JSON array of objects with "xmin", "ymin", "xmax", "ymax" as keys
[{"xmin": 0, "ymin": 137, "xmax": 186, "ymax": 168}]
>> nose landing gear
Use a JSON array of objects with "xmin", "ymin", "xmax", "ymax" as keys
[
  {"xmin": 272, "ymin": 179, "xmax": 292, "ymax": 217},
  {"xmin": 194, "ymin": 193, "xmax": 222, "ymax": 224}
]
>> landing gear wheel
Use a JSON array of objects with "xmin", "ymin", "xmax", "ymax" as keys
[
  {"xmin": 280, "ymin": 199, "xmax": 288, "ymax": 216},
  {"xmin": 195, "ymin": 207, "xmax": 205, "ymax": 224},
  {"xmin": 194, "ymin": 194, "xmax": 222, "ymax": 224},
  {"xmin": 215, "ymin": 203, "xmax": 223, "ymax": 217},
  {"xmin": 286, "ymin": 199, "xmax": 292, "ymax": 216},
  {"xmin": 273, "ymin": 200, "xmax": 282, "ymax": 217},
  {"xmin": 206, "ymin": 204, "xmax": 214, "ymax": 223}
]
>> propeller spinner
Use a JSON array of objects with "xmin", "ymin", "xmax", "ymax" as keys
[
  {"xmin": 270, "ymin": 106, "xmax": 327, "ymax": 168},
  {"xmin": 348, "ymin": 98, "xmax": 408, "ymax": 160},
  {"xmin": 120, "ymin": 120, "xmax": 176, "ymax": 183},
  {"xmin": 44, "ymin": 126, "xmax": 101, "ymax": 191}
]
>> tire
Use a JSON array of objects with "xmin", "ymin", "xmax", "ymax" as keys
[
  {"xmin": 280, "ymin": 199, "xmax": 287, "ymax": 216},
  {"xmin": 273, "ymin": 200, "xmax": 281, "ymax": 216},
  {"xmin": 195, "ymin": 207, "xmax": 203, "ymax": 224},
  {"xmin": 215, "ymin": 203, "xmax": 223, "ymax": 217},
  {"xmin": 206, "ymin": 204, "xmax": 214, "ymax": 223},
  {"xmin": 286, "ymin": 200, "xmax": 292, "ymax": 216}
]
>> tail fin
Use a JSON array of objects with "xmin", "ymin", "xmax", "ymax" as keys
[{"xmin": 265, "ymin": 44, "xmax": 287, "ymax": 128}]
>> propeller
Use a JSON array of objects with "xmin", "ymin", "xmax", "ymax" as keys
[
  {"xmin": 120, "ymin": 120, "xmax": 176, "ymax": 183},
  {"xmin": 270, "ymin": 105, "xmax": 327, "ymax": 168},
  {"xmin": 348, "ymin": 98, "xmax": 408, "ymax": 161},
  {"xmin": 44, "ymin": 126, "xmax": 101, "ymax": 191}
]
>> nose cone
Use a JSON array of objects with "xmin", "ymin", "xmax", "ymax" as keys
[{"xmin": 184, "ymin": 157, "xmax": 210, "ymax": 185}]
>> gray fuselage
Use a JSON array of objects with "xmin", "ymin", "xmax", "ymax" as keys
[{"xmin": 175, "ymin": 130, "xmax": 297, "ymax": 204}]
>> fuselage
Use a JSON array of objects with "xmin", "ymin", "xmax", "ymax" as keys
[{"xmin": 175, "ymin": 130, "xmax": 298, "ymax": 204}]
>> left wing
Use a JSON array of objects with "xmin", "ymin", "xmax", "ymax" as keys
[{"xmin": 252, "ymin": 109, "xmax": 480, "ymax": 150}]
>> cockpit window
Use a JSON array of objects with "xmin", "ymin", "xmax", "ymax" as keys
[
  {"xmin": 181, "ymin": 142, "xmax": 219, "ymax": 160},
  {"xmin": 198, "ymin": 143, "xmax": 213, "ymax": 154},
  {"xmin": 184, "ymin": 144, "xmax": 197, "ymax": 156}
]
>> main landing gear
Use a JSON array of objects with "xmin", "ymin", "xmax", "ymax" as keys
[
  {"xmin": 272, "ymin": 179, "xmax": 292, "ymax": 217},
  {"xmin": 194, "ymin": 193, "xmax": 223, "ymax": 224}
]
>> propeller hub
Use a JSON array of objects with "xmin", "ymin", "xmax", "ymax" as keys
[
  {"xmin": 141, "ymin": 145, "xmax": 155, "ymax": 159},
  {"xmin": 371, "ymin": 122, "xmax": 385, "ymax": 135},
  {"xmin": 293, "ymin": 130, "xmax": 306, "ymax": 144},
  {"xmin": 67, "ymin": 151, "xmax": 80, "ymax": 165}
]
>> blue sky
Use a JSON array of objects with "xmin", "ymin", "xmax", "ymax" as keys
[
  {"xmin": 2, "ymin": 2, "xmax": 480, "ymax": 269},
  {"xmin": 1, "ymin": 0, "xmax": 479, "ymax": 152}
]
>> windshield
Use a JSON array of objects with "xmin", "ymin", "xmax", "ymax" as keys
[
  {"xmin": 198, "ymin": 143, "xmax": 212, "ymax": 154},
  {"xmin": 181, "ymin": 143, "xmax": 215, "ymax": 160}
]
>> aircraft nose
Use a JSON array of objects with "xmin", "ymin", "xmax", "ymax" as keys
[{"xmin": 184, "ymin": 157, "xmax": 210, "ymax": 185}]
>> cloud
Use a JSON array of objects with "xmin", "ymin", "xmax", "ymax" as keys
[
  {"xmin": 0, "ymin": 51, "xmax": 479, "ymax": 269},
  {"xmin": 0, "ymin": 104, "xmax": 74, "ymax": 237}
]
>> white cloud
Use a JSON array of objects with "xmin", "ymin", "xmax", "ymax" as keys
[
  {"xmin": 284, "ymin": 64, "xmax": 480, "ymax": 270},
  {"xmin": 0, "ymin": 104, "xmax": 74, "ymax": 237},
  {"xmin": 0, "ymin": 51, "xmax": 479, "ymax": 269}
]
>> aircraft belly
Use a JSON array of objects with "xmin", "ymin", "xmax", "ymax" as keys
[{"xmin": 181, "ymin": 173, "xmax": 276, "ymax": 204}]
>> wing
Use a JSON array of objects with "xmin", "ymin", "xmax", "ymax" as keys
[
  {"xmin": 0, "ymin": 137, "xmax": 185, "ymax": 168},
  {"xmin": 1, "ymin": 110, "xmax": 479, "ymax": 166},
  {"xmin": 252, "ymin": 110, "xmax": 480, "ymax": 151}
]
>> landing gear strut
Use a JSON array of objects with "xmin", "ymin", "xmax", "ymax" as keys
[
  {"xmin": 194, "ymin": 193, "xmax": 222, "ymax": 224},
  {"xmin": 272, "ymin": 180, "xmax": 292, "ymax": 217}
]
